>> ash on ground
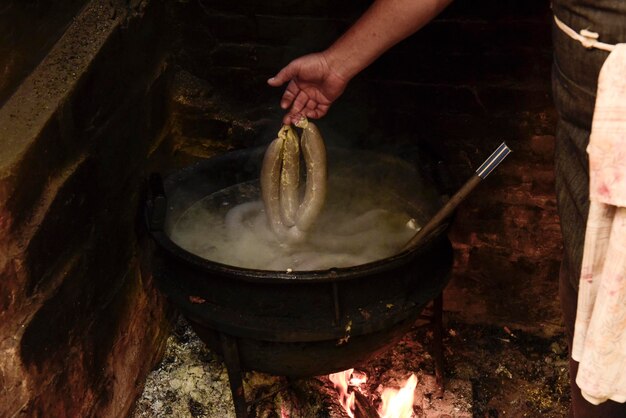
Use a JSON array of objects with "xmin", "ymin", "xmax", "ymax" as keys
[
  {"xmin": 131, "ymin": 318, "xmax": 236, "ymax": 418},
  {"xmin": 132, "ymin": 312, "xmax": 570, "ymax": 417}
]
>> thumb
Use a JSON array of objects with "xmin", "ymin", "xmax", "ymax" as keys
[{"xmin": 267, "ymin": 62, "xmax": 298, "ymax": 86}]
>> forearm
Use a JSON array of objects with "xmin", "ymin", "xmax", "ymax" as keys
[{"xmin": 324, "ymin": 0, "xmax": 453, "ymax": 80}]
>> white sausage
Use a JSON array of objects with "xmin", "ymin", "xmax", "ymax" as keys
[
  {"xmin": 260, "ymin": 135, "xmax": 285, "ymax": 237},
  {"xmin": 260, "ymin": 132, "xmax": 306, "ymax": 244},
  {"xmin": 294, "ymin": 118, "xmax": 327, "ymax": 231},
  {"xmin": 279, "ymin": 126, "xmax": 300, "ymax": 227}
]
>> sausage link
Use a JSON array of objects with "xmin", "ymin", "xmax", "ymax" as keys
[
  {"xmin": 260, "ymin": 130, "xmax": 306, "ymax": 244},
  {"xmin": 279, "ymin": 125, "xmax": 300, "ymax": 227},
  {"xmin": 260, "ymin": 135, "xmax": 285, "ymax": 236},
  {"xmin": 294, "ymin": 118, "xmax": 327, "ymax": 231}
]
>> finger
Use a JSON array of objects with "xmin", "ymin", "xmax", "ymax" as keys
[
  {"xmin": 280, "ymin": 80, "xmax": 299, "ymax": 109},
  {"xmin": 305, "ymin": 99, "xmax": 317, "ymax": 110},
  {"xmin": 291, "ymin": 91, "xmax": 309, "ymax": 114},
  {"xmin": 280, "ymin": 91, "xmax": 296, "ymax": 110},
  {"xmin": 304, "ymin": 109, "xmax": 322, "ymax": 119},
  {"xmin": 268, "ymin": 62, "xmax": 298, "ymax": 86},
  {"xmin": 305, "ymin": 104, "xmax": 330, "ymax": 119},
  {"xmin": 267, "ymin": 76, "xmax": 283, "ymax": 86},
  {"xmin": 283, "ymin": 111, "xmax": 303, "ymax": 126}
]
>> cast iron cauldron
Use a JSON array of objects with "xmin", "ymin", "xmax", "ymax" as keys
[{"xmin": 145, "ymin": 146, "xmax": 453, "ymax": 378}]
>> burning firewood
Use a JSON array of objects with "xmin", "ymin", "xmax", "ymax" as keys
[{"xmin": 354, "ymin": 391, "xmax": 380, "ymax": 418}]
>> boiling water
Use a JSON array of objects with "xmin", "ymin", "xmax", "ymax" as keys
[{"xmin": 169, "ymin": 179, "xmax": 420, "ymax": 271}]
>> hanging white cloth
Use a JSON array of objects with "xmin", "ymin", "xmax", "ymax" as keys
[{"xmin": 571, "ymin": 42, "xmax": 626, "ymax": 405}]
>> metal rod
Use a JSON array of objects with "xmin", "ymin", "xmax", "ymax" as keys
[
  {"xmin": 402, "ymin": 142, "xmax": 511, "ymax": 252},
  {"xmin": 219, "ymin": 333, "xmax": 248, "ymax": 418},
  {"xmin": 402, "ymin": 174, "xmax": 482, "ymax": 251}
]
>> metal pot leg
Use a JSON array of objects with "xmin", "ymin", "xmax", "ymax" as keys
[{"xmin": 219, "ymin": 333, "xmax": 249, "ymax": 418}]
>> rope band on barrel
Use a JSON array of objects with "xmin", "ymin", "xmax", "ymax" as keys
[{"xmin": 553, "ymin": 15, "xmax": 616, "ymax": 52}]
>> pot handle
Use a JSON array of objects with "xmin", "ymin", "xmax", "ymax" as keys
[{"xmin": 145, "ymin": 172, "xmax": 167, "ymax": 231}]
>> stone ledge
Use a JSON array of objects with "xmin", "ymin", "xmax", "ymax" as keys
[{"xmin": 0, "ymin": 0, "xmax": 124, "ymax": 238}]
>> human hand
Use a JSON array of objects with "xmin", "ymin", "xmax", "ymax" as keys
[{"xmin": 267, "ymin": 52, "xmax": 350, "ymax": 125}]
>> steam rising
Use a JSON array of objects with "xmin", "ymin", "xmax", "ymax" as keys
[
  {"xmin": 169, "ymin": 176, "xmax": 420, "ymax": 271},
  {"xmin": 165, "ymin": 147, "xmax": 439, "ymax": 272}
]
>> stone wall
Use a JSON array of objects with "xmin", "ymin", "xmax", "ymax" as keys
[
  {"xmin": 0, "ymin": 1, "xmax": 174, "ymax": 416},
  {"xmin": 164, "ymin": 0, "xmax": 562, "ymax": 334}
]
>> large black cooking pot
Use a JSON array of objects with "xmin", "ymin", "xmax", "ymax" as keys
[{"xmin": 145, "ymin": 146, "xmax": 453, "ymax": 377}]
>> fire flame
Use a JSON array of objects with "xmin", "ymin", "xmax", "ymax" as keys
[
  {"xmin": 329, "ymin": 368, "xmax": 357, "ymax": 417},
  {"xmin": 329, "ymin": 369, "xmax": 417, "ymax": 418},
  {"xmin": 379, "ymin": 374, "xmax": 418, "ymax": 418}
]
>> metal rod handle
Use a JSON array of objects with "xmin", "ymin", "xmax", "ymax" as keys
[
  {"xmin": 402, "ymin": 142, "xmax": 511, "ymax": 251},
  {"xmin": 476, "ymin": 142, "xmax": 512, "ymax": 179}
]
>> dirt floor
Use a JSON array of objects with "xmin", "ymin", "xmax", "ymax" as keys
[
  {"xmin": 341, "ymin": 310, "xmax": 570, "ymax": 417},
  {"xmin": 437, "ymin": 314, "xmax": 570, "ymax": 417},
  {"xmin": 132, "ymin": 308, "xmax": 570, "ymax": 418}
]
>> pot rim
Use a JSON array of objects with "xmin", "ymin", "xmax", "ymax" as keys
[
  {"xmin": 145, "ymin": 146, "xmax": 450, "ymax": 284},
  {"xmin": 149, "ymin": 223, "xmax": 448, "ymax": 284}
]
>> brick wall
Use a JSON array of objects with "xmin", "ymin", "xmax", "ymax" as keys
[{"xmin": 165, "ymin": 0, "xmax": 562, "ymax": 334}]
